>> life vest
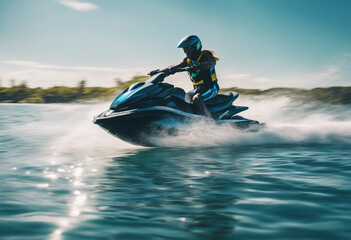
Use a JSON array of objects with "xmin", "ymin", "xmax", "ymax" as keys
[{"xmin": 186, "ymin": 50, "xmax": 219, "ymax": 87}]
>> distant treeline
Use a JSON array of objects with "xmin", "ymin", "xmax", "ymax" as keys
[
  {"xmin": 0, "ymin": 76, "xmax": 148, "ymax": 103},
  {"xmin": 222, "ymin": 86, "xmax": 351, "ymax": 105},
  {"xmin": 0, "ymin": 76, "xmax": 350, "ymax": 105}
]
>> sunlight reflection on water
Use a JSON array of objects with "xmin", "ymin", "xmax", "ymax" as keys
[{"xmin": 1, "ymin": 103, "xmax": 351, "ymax": 240}]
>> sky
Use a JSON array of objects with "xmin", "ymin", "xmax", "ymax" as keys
[{"xmin": 0, "ymin": 0, "xmax": 350, "ymax": 89}]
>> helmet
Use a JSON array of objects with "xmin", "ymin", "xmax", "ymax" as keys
[{"xmin": 177, "ymin": 35, "xmax": 202, "ymax": 60}]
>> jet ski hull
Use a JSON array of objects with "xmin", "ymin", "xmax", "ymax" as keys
[{"xmin": 93, "ymin": 106, "xmax": 262, "ymax": 147}]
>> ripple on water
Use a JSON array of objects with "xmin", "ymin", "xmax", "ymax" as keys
[{"xmin": 1, "ymin": 105, "xmax": 351, "ymax": 239}]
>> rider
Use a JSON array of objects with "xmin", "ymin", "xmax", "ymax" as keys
[{"xmin": 150, "ymin": 35, "xmax": 219, "ymax": 117}]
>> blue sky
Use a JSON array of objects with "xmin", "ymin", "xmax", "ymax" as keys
[{"xmin": 0, "ymin": 0, "xmax": 350, "ymax": 89}]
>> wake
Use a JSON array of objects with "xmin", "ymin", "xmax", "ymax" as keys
[
  {"xmin": 17, "ymin": 96, "xmax": 351, "ymax": 152},
  {"xmin": 154, "ymin": 96, "xmax": 351, "ymax": 147}
]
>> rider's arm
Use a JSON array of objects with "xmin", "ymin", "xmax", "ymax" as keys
[{"xmin": 160, "ymin": 58, "xmax": 187, "ymax": 73}]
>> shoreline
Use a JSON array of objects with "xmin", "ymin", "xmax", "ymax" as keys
[{"xmin": 1, "ymin": 76, "xmax": 350, "ymax": 105}]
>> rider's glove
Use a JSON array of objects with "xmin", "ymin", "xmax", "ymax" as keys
[
  {"xmin": 148, "ymin": 68, "xmax": 175, "ymax": 76},
  {"xmin": 161, "ymin": 68, "xmax": 176, "ymax": 75},
  {"xmin": 148, "ymin": 69, "xmax": 160, "ymax": 76}
]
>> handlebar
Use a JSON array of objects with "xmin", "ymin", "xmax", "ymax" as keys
[{"xmin": 147, "ymin": 66, "xmax": 194, "ymax": 76}]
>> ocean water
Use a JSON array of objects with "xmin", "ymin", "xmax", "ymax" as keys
[{"xmin": 1, "ymin": 97, "xmax": 351, "ymax": 240}]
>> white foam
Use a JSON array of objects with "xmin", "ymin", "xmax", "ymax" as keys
[
  {"xmin": 154, "ymin": 96, "xmax": 351, "ymax": 147},
  {"xmin": 51, "ymin": 104, "xmax": 136, "ymax": 153},
  {"xmin": 15, "ymin": 103, "xmax": 140, "ymax": 159},
  {"xmin": 15, "ymin": 97, "xmax": 351, "ymax": 151}
]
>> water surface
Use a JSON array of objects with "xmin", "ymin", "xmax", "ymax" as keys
[{"xmin": 1, "ymin": 100, "xmax": 351, "ymax": 239}]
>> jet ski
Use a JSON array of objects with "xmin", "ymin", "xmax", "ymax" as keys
[{"xmin": 93, "ymin": 67, "xmax": 262, "ymax": 146}]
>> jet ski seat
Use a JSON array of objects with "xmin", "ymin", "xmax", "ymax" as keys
[
  {"xmin": 205, "ymin": 92, "xmax": 239, "ymax": 113},
  {"xmin": 205, "ymin": 92, "xmax": 238, "ymax": 107},
  {"xmin": 171, "ymin": 89, "xmax": 239, "ymax": 113}
]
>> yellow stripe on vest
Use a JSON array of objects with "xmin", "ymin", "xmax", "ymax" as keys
[
  {"xmin": 187, "ymin": 51, "xmax": 205, "ymax": 65},
  {"xmin": 197, "ymin": 52, "xmax": 204, "ymax": 62},
  {"xmin": 211, "ymin": 73, "xmax": 217, "ymax": 81},
  {"xmin": 192, "ymin": 80, "xmax": 204, "ymax": 86}
]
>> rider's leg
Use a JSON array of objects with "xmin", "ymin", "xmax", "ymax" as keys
[{"xmin": 192, "ymin": 93, "xmax": 212, "ymax": 117}]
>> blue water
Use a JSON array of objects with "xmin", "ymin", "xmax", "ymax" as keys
[{"xmin": 1, "ymin": 99, "xmax": 351, "ymax": 240}]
